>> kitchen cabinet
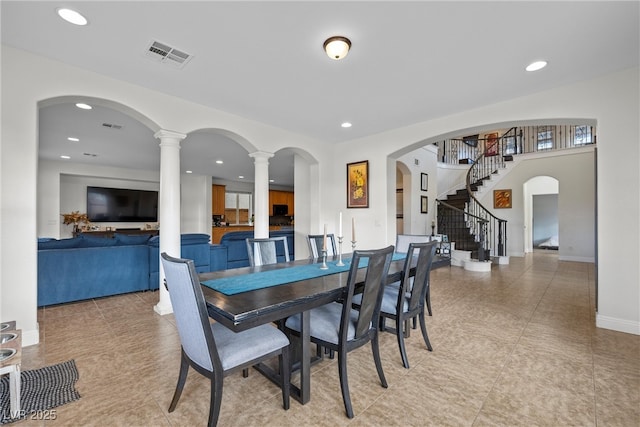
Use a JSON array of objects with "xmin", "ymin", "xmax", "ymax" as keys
[
  {"xmin": 268, "ymin": 190, "xmax": 294, "ymax": 216},
  {"xmin": 212, "ymin": 184, "xmax": 226, "ymax": 216}
]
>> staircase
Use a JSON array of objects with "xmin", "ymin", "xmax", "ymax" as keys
[{"xmin": 436, "ymin": 129, "xmax": 514, "ymax": 262}]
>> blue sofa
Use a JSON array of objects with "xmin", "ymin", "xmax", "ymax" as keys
[{"xmin": 37, "ymin": 230, "xmax": 294, "ymax": 306}]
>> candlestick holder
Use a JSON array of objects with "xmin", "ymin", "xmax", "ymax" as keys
[
  {"xmin": 336, "ymin": 236, "xmax": 345, "ymax": 266},
  {"xmin": 351, "ymin": 240, "xmax": 357, "ymax": 252},
  {"xmin": 320, "ymin": 249, "xmax": 328, "ymax": 270}
]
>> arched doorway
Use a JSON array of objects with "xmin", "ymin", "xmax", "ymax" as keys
[{"xmin": 523, "ymin": 176, "xmax": 559, "ymax": 253}]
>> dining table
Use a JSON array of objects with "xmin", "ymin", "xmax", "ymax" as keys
[{"xmin": 198, "ymin": 252, "xmax": 449, "ymax": 405}]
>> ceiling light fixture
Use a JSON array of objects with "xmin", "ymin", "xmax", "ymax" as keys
[
  {"xmin": 67, "ymin": 137, "xmax": 79, "ymax": 142},
  {"xmin": 341, "ymin": 122, "xmax": 352, "ymax": 128},
  {"xmin": 60, "ymin": 155, "xmax": 71, "ymax": 159},
  {"xmin": 56, "ymin": 8, "xmax": 88, "ymax": 26},
  {"xmin": 215, "ymin": 160, "xmax": 224, "ymax": 164},
  {"xmin": 323, "ymin": 36, "xmax": 351, "ymax": 60},
  {"xmin": 186, "ymin": 170, "xmax": 193, "ymax": 174},
  {"xmin": 526, "ymin": 60, "xmax": 548, "ymax": 72},
  {"xmin": 75, "ymin": 103, "xmax": 92, "ymax": 110}
]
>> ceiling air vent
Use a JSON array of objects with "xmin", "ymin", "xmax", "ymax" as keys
[
  {"xmin": 145, "ymin": 40, "xmax": 193, "ymax": 68},
  {"xmin": 102, "ymin": 123, "xmax": 123, "ymax": 130}
]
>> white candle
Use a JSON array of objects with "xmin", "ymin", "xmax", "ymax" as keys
[
  {"xmin": 351, "ymin": 217, "xmax": 356, "ymax": 241},
  {"xmin": 339, "ymin": 212, "xmax": 343, "ymax": 238},
  {"xmin": 323, "ymin": 224, "xmax": 327, "ymax": 251}
]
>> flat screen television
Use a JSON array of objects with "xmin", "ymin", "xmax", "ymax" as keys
[{"xmin": 87, "ymin": 186, "xmax": 158, "ymax": 222}]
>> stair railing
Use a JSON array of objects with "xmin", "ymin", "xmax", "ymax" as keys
[
  {"xmin": 435, "ymin": 200, "xmax": 489, "ymax": 261},
  {"xmin": 464, "ymin": 130, "xmax": 513, "ymax": 258}
]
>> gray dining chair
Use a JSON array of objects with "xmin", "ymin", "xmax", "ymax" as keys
[
  {"xmin": 359, "ymin": 241, "xmax": 437, "ymax": 369},
  {"xmin": 246, "ymin": 236, "xmax": 290, "ymax": 266},
  {"xmin": 395, "ymin": 233, "xmax": 435, "ymax": 316},
  {"xmin": 307, "ymin": 233, "xmax": 337, "ymax": 258},
  {"xmin": 284, "ymin": 245, "xmax": 394, "ymax": 418},
  {"xmin": 161, "ymin": 252, "xmax": 290, "ymax": 427}
]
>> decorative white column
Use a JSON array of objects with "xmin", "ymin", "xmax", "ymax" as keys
[
  {"xmin": 154, "ymin": 129, "xmax": 186, "ymax": 315},
  {"xmin": 249, "ymin": 151, "xmax": 274, "ymax": 238}
]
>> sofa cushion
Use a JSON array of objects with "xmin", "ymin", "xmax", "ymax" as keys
[
  {"xmin": 38, "ymin": 237, "xmax": 82, "ymax": 250},
  {"xmin": 115, "ymin": 233, "xmax": 151, "ymax": 245}
]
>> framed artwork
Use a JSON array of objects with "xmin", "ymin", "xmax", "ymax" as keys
[
  {"xmin": 486, "ymin": 132, "xmax": 499, "ymax": 156},
  {"xmin": 347, "ymin": 160, "xmax": 369, "ymax": 208},
  {"xmin": 421, "ymin": 196, "xmax": 428, "ymax": 213},
  {"xmin": 494, "ymin": 189, "xmax": 512, "ymax": 209},
  {"xmin": 421, "ymin": 173, "xmax": 428, "ymax": 191}
]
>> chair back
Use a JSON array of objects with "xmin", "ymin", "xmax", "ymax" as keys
[
  {"xmin": 307, "ymin": 234, "xmax": 337, "ymax": 258},
  {"xmin": 161, "ymin": 253, "xmax": 220, "ymax": 373},
  {"xmin": 246, "ymin": 236, "xmax": 290, "ymax": 266},
  {"xmin": 395, "ymin": 234, "xmax": 431, "ymax": 253},
  {"xmin": 399, "ymin": 241, "xmax": 437, "ymax": 314},
  {"xmin": 342, "ymin": 245, "xmax": 394, "ymax": 342}
]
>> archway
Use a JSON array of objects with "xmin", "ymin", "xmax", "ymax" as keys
[{"xmin": 523, "ymin": 176, "xmax": 559, "ymax": 253}]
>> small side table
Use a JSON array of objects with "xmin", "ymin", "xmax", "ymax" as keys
[{"xmin": 0, "ymin": 328, "xmax": 22, "ymax": 418}]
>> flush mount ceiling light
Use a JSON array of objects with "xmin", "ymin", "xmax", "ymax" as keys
[
  {"xmin": 75, "ymin": 103, "xmax": 92, "ymax": 110},
  {"xmin": 526, "ymin": 60, "xmax": 548, "ymax": 72},
  {"xmin": 323, "ymin": 36, "xmax": 351, "ymax": 60},
  {"xmin": 67, "ymin": 137, "xmax": 79, "ymax": 142},
  {"xmin": 56, "ymin": 8, "xmax": 88, "ymax": 26},
  {"xmin": 341, "ymin": 122, "xmax": 352, "ymax": 128}
]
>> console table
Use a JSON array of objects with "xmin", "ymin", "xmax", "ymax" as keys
[{"xmin": 75, "ymin": 229, "xmax": 159, "ymax": 238}]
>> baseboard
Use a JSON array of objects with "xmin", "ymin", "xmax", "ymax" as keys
[
  {"xmin": 558, "ymin": 255, "xmax": 595, "ymax": 263},
  {"xmin": 596, "ymin": 313, "xmax": 640, "ymax": 335},
  {"xmin": 22, "ymin": 326, "xmax": 40, "ymax": 347}
]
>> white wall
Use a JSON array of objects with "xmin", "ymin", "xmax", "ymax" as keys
[
  {"xmin": 2, "ymin": 46, "xmax": 638, "ymax": 343},
  {"xmin": 38, "ymin": 160, "xmax": 161, "ymax": 238}
]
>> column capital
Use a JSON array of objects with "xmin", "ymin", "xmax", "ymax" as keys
[
  {"xmin": 248, "ymin": 151, "xmax": 274, "ymax": 162},
  {"xmin": 154, "ymin": 129, "xmax": 187, "ymax": 141}
]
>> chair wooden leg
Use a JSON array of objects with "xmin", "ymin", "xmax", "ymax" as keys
[
  {"xmin": 169, "ymin": 352, "xmax": 189, "ymax": 412},
  {"xmin": 208, "ymin": 375, "xmax": 223, "ymax": 427},
  {"xmin": 279, "ymin": 349, "xmax": 291, "ymax": 410},
  {"xmin": 337, "ymin": 350, "xmax": 354, "ymax": 419},
  {"xmin": 418, "ymin": 311, "xmax": 433, "ymax": 351},
  {"xmin": 426, "ymin": 284, "xmax": 433, "ymax": 316},
  {"xmin": 396, "ymin": 317, "xmax": 410, "ymax": 369},
  {"xmin": 371, "ymin": 333, "xmax": 388, "ymax": 388},
  {"xmin": 242, "ymin": 368, "xmax": 249, "ymax": 378}
]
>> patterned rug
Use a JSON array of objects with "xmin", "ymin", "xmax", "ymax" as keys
[{"xmin": 0, "ymin": 360, "xmax": 80, "ymax": 424}]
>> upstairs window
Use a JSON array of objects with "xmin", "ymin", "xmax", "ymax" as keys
[
  {"xmin": 537, "ymin": 126, "xmax": 554, "ymax": 150},
  {"xmin": 574, "ymin": 125, "xmax": 593, "ymax": 145}
]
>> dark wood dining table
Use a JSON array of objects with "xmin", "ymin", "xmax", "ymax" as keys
[{"xmin": 199, "ymin": 254, "xmax": 449, "ymax": 405}]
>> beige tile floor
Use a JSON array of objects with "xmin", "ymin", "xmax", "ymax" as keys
[{"xmin": 17, "ymin": 251, "xmax": 640, "ymax": 426}]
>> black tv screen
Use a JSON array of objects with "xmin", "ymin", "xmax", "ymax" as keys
[{"xmin": 87, "ymin": 186, "xmax": 158, "ymax": 222}]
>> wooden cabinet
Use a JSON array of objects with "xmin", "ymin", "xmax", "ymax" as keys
[
  {"xmin": 268, "ymin": 190, "xmax": 294, "ymax": 216},
  {"xmin": 212, "ymin": 185, "xmax": 226, "ymax": 216}
]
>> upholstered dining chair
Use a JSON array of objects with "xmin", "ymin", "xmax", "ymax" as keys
[
  {"xmin": 160, "ymin": 253, "xmax": 290, "ymax": 427},
  {"xmin": 246, "ymin": 236, "xmax": 290, "ymax": 266},
  {"xmin": 284, "ymin": 245, "xmax": 394, "ymax": 418},
  {"xmin": 307, "ymin": 233, "xmax": 337, "ymax": 258},
  {"xmin": 366, "ymin": 241, "xmax": 437, "ymax": 369},
  {"xmin": 394, "ymin": 233, "xmax": 434, "ymax": 316}
]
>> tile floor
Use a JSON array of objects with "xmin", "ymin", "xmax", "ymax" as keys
[{"xmin": 16, "ymin": 251, "xmax": 640, "ymax": 426}]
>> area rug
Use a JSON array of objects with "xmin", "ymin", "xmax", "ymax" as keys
[{"xmin": 0, "ymin": 359, "xmax": 81, "ymax": 424}]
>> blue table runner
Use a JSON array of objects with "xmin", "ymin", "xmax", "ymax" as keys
[{"xmin": 202, "ymin": 252, "xmax": 405, "ymax": 296}]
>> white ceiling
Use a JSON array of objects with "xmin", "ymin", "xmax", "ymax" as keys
[{"xmin": 3, "ymin": 1, "xmax": 639, "ymax": 187}]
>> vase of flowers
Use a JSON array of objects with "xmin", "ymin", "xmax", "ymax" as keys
[{"xmin": 61, "ymin": 211, "xmax": 89, "ymax": 234}]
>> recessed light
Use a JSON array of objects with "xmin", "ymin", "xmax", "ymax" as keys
[
  {"xmin": 215, "ymin": 160, "xmax": 224, "ymax": 164},
  {"xmin": 75, "ymin": 103, "xmax": 92, "ymax": 110},
  {"xmin": 60, "ymin": 155, "xmax": 71, "ymax": 159},
  {"xmin": 57, "ymin": 8, "xmax": 88, "ymax": 26},
  {"xmin": 526, "ymin": 60, "xmax": 548, "ymax": 72},
  {"xmin": 341, "ymin": 122, "xmax": 352, "ymax": 128},
  {"xmin": 238, "ymin": 175, "xmax": 244, "ymax": 179},
  {"xmin": 269, "ymin": 179, "xmax": 275, "ymax": 183},
  {"xmin": 67, "ymin": 137, "xmax": 79, "ymax": 142},
  {"xmin": 185, "ymin": 170, "xmax": 193, "ymax": 174}
]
